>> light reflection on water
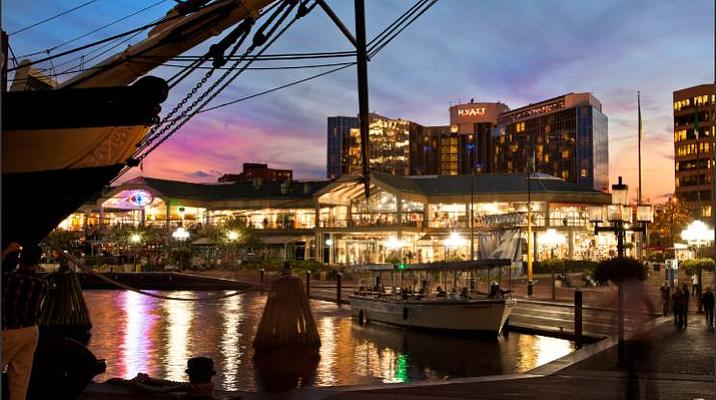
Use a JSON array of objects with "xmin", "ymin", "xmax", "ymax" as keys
[{"xmin": 84, "ymin": 290, "xmax": 574, "ymax": 392}]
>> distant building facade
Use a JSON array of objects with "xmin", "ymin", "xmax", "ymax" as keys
[
  {"xmin": 327, "ymin": 116, "xmax": 360, "ymax": 179},
  {"xmin": 218, "ymin": 163, "xmax": 292, "ymax": 183},
  {"xmin": 325, "ymin": 94, "xmax": 608, "ymax": 191},
  {"xmin": 673, "ymin": 84, "xmax": 716, "ymax": 218}
]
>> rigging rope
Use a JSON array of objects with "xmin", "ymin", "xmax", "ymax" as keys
[
  {"xmin": 15, "ymin": 0, "xmax": 170, "ymax": 59},
  {"xmin": 9, "ymin": 0, "xmax": 104, "ymax": 36}
]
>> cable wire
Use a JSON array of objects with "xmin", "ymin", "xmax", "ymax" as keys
[
  {"xmin": 9, "ymin": 0, "xmax": 104, "ymax": 36},
  {"xmin": 16, "ymin": 0, "xmax": 170, "ymax": 59}
]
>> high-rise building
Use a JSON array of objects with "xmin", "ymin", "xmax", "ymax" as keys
[
  {"xmin": 218, "ymin": 163, "xmax": 292, "ymax": 183},
  {"xmin": 673, "ymin": 84, "xmax": 716, "ymax": 218},
  {"xmin": 494, "ymin": 93, "xmax": 608, "ymax": 191},
  {"xmin": 327, "ymin": 116, "xmax": 359, "ymax": 179},
  {"xmin": 325, "ymin": 95, "xmax": 608, "ymax": 192}
]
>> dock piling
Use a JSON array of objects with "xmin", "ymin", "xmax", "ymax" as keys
[
  {"xmin": 575, "ymin": 288, "xmax": 583, "ymax": 349},
  {"xmin": 306, "ymin": 270, "xmax": 311, "ymax": 297}
]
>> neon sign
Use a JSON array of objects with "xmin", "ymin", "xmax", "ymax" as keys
[
  {"xmin": 457, "ymin": 107, "xmax": 486, "ymax": 117},
  {"xmin": 128, "ymin": 190, "xmax": 153, "ymax": 207}
]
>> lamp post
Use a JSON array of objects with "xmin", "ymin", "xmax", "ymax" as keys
[
  {"xmin": 590, "ymin": 176, "xmax": 653, "ymax": 362},
  {"xmin": 541, "ymin": 228, "xmax": 566, "ymax": 300},
  {"xmin": 681, "ymin": 220, "xmax": 714, "ymax": 311},
  {"xmin": 172, "ymin": 227, "xmax": 190, "ymax": 270},
  {"xmin": 227, "ymin": 230, "xmax": 240, "ymax": 274},
  {"xmin": 129, "ymin": 233, "xmax": 142, "ymax": 273}
]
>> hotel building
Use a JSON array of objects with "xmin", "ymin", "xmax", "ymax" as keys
[
  {"xmin": 494, "ymin": 93, "xmax": 609, "ymax": 191},
  {"xmin": 673, "ymin": 84, "xmax": 716, "ymax": 218},
  {"xmin": 326, "ymin": 94, "xmax": 607, "ymax": 191}
]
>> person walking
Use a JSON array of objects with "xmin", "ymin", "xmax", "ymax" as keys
[
  {"xmin": 702, "ymin": 287, "xmax": 714, "ymax": 328},
  {"xmin": 2, "ymin": 244, "xmax": 50, "ymax": 400},
  {"xmin": 660, "ymin": 281, "xmax": 671, "ymax": 316},
  {"xmin": 692, "ymin": 273, "xmax": 699, "ymax": 297},
  {"xmin": 672, "ymin": 286, "xmax": 684, "ymax": 328},
  {"xmin": 682, "ymin": 283, "xmax": 690, "ymax": 327}
]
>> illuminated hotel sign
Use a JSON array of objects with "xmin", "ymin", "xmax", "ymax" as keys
[
  {"xmin": 457, "ymin": 107, "xmax": 486, "ymax": 117},
  {"xmin": 500, "ymin": 98, "xmax": 566, "ymax": 125}
]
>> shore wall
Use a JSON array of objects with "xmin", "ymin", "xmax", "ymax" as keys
[{"xmin": 71, "ymin": 272, "xmax": 252, "ymax": 291}]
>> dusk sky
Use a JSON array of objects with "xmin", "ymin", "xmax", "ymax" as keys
[{"xmin": 4, "ymin": 0, "xmax": 714, "ymax": 202}]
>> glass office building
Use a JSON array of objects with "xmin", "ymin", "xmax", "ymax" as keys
[
  {"xmin": 327, "ymin": 116, "xmax": 359, "ymax": 179},
  {"xmin": 494, "ymin": 93, "xmax": 608, "ymax": 191}
]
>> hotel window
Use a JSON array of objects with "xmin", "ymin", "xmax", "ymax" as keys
[
  {"xmin": 581, "ymin": 169, "xmax": 588, "ymax": 177},
  {"xmin": 561, "ymin": 170, "xmax": 569, "ymax": 180},
  {"xmin": 516, "ymin": 122, "xmax": 525, "ymax": 133}
]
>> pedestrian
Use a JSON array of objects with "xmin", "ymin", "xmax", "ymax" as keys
[
  {"xmin": 660, "ymin": 281, "xmax": 671, "ymax": 316},
  {"xmin": 2, "ymin": 243, "xmax": 50, "ymax": 400},
  {"xmin": 692, "ymin": 273, "xmax": 699, "ymax": 297},
  {"xmin": 672, "ymin": 286, "xmax": 683, "ymax": 328},
  {"xmin": 622, "ymin": 278, "xmax": 656, "ymax": 399},
  {"xmin": 682, "ymin": 283, "xmax": 690, "ymax": 327},
  {"xmin": 702, "ymin": 287, "xmax": 715, "ymax": 328}
]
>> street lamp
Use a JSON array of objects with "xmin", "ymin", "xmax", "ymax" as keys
[
  {"xmin": 172, "ymin": 227, "xmax": 190, "ymax": 270},
  {"xmin": 541, "ymin": 228, "xmax": 566, "ymax": 300},
  {"xmin": 226, "ymin": 230, "xmax": 240, "ymax": 269},
  {"xmin": 590, "ymin": 176, "xmax": 653, "ymax": 362},
  {"xmin": 129, "ymin": 233, "xmax": 142, "ymax": 272},
  {"xmin": 681, "ymin": 220, "xmax": 714, "ymax": 310}
]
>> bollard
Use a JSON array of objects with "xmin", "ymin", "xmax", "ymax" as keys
[
  {"xmin": 306, "ymin": 270, "xmax": 312, "ymax": 297},
  {"xmin": 336, "ymin": 272, "xmax": 342, "ymax": 304},
  {"xmin": 527, "ymin": 280, "xmax": 534, "ymax": 296},
  {"xmin": 260, "ymin": 268, "xmax": 265, "ymax": 284},
  {"xmin": 574, "ymin": 288, "xmax": 583, "ymax": 349}
]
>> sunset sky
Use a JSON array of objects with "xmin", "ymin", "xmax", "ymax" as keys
[{"xmin": 4, "ymin": 0, "xmax": 714, "ymax": 202}]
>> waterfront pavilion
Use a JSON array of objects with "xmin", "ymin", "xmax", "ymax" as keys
[
  {"xmin": 313, "ymin": 171, "xmax": 612, "ymax": 264},
  {"xmin": 58, "ymin": 171, "xmax": 618, "ymax": 265}
]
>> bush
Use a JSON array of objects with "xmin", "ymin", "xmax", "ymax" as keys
[
  {"xmin": 531, "ymin": 259, "xmax": 599, "ymax": 275},
  {"xmin": 593, "ymin": 257, "xmax": 647, "ymax": 284},
  {"xmin": 681, "ymin": 258, "xmax": 715, "ymax": 277}
]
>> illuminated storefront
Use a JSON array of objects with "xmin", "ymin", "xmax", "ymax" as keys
[{"xmin": 61, "ymin": 171, "xmax": 620, "ymax": 264}]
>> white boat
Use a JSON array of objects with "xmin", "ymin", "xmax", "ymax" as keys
[
  {"xmin": 349, "ymin": 260, "xmax": 517, "ymax": 335},
  {"xmin": 350, "ymin": 295, "xmax": 515, "ymax": 334}
]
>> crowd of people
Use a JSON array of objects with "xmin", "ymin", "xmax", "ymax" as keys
[{"xmin": 660, "ymin": 280, "xmax": 715, "ymax": 330}]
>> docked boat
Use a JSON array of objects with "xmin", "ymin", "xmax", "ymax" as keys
[
  {"xmin": 350, "ymin": 260, "xmax": 517, "ymax": 335},
  {"xmin": 1, "ymin": 0, "xmax": 275, "ymax": 246}
]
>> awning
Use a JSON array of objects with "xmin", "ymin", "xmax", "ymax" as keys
[{"xmin": 191, "ymin": 237, "xmax": 214, "ymax": 246}]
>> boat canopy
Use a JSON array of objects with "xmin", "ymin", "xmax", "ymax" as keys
[{"xmin": 350, "ymin": 259, "xmax": 512, "ymax": 273}]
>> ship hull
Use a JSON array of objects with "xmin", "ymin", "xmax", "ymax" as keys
[{"xmin": 1, "ymin": 76, "xmax": 168, "ymax": 246}]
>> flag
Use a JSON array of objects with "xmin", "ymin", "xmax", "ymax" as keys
[{"xmin": 638, "ymin": 92, "xmax": 642, "ymax": 142}]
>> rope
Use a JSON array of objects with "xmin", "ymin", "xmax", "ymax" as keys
[
  {"xmin": 9, "ymin": 0, "xmax": 104, "ymax": 36},
  {"xmin": 42, "ymin": 239, "xmax": 256, "ymax": 302}
]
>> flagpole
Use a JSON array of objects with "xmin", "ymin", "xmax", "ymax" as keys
[{"xmin": 637, "ymin": 92, "xmax": 643, "ymax": 261}]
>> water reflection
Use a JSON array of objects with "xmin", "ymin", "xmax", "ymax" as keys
[
  {"xmin": 84, "ymin": 291, "xmax": 574, "ymax": 392},
  {"xmin": 163, "ymin": 292, "xmax": 195, "ymax": 381}
]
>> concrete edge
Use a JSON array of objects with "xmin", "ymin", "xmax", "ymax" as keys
[{"xmin": 527, "ymin": 315, "xmax": 673, "ymax": 376}]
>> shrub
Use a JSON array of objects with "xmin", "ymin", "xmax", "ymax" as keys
[
  {"xmin": 530, "ymin": 259, "xmax": 598, "ymax": 274},
  {"xmin": 681, "ymin": 258, "xmax": 715, "ymax": 277},
  {"xmin": 534, "ymin": 259, "xmax": 565, "ymax": 274},
  {"xmin": 593, "ymin": 257, "xmax": 647, "ymax": 284}
]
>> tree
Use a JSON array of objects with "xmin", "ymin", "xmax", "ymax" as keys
[{"xmin": 649, "ymin": 196, "xmax": 692, "ymax": 248}]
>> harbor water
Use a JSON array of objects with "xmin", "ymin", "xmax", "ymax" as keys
[{"xmin": 84, "ymin": 290, "xmax": 574, "ymax": 392}]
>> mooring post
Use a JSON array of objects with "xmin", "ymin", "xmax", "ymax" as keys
[
  {"xmin": 575, "ymin": 288, "xmax": 583, "ymax": 349},
  {"xmin": 306, "ymin": 270, "xmax": 312, "ymax": 297},
  {"xmin": 336, "ymin": 272, "xmax": 343, "ymax": 304},
  {"xmin": 260, "ymin": 268, "xmax": 265, "ymax": 284}
]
